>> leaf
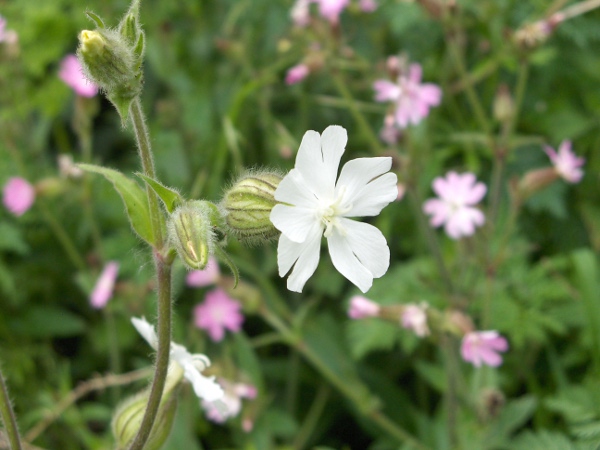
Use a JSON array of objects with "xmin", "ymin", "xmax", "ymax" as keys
[
  {"xmin": 136, "ymin": 173, "xmax": 183, "ymax": 213},
  {"xmin": 9, "ymin": 306, "xmax": 86, "ymax": 337},
  {"xmin": 78, "ymin": 163, "xmax": 155, "ymax": 245},
  {"xmin": 346, "ymin": 318, "xmax": 398, "ymax": 360},
  {"xmin": 0, "ymin": 222, "xmax": 29, "ymax": 255}
]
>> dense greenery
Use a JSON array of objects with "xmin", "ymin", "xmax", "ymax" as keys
[{"xmin": 1, "ymin": 0, "xmax": 600, "ymax": 449}]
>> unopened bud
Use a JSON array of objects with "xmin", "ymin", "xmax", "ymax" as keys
[
  {"xmin": 518, "ymin": 167, "xmax": 558, "ymax": 200},
  {"xmin": 493, "ymin": 84, "xmax": 514, "ymax": 123},
  {"xmin": 221, "ymin": 172, "xmax": 282, "ymax": 244},
  {"xmin": 168, "ymin": 201, "xmax": 215, "ymax": 270}
]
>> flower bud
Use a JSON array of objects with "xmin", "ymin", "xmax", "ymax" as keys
[
  {"xmin": 493, "ymin": 84, "xmax": 514, "ymax": 124},
  {"xmin": 517, "ymin": 167, "xmax": 558, "ymax": 200},
  {"xmin": 221, "ymin": 172, "xmax": 282, "ymax": 244},
  {"xmin": 112, "ymin": 379, "xmax": 181, "ymax": 450},
  {"xmin": 168, "ymin": 201, "xmax": 215, "ymax": 270}
]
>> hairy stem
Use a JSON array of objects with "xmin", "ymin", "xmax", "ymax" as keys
[{"xmin": 0, "ymin": 368, "xmax": 23, "ymax": 450}]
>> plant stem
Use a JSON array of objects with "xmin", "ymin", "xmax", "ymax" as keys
[
  {"xmin": 127, "ymin": 98, "xmax": 173, "ymax": 450},
  {"xmin": 0, "ymin": 368, "xmax": 23, "ymax": 450},
  {"xmin": 130, "ymin": 98, "xmax": 164, "ymax": 247},
  {"xmin": 331, "ymin": 72, "xmax": 384, "ymax": 155},
  {"xmin": 293, "ymin": 384, "xmax": 331, "ymax": 450},
  {"xmin": 128, "ymin": 255, "xmax": 172, "ymax": 450}
]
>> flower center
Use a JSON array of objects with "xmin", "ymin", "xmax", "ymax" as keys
[{"xmin": 318, "ymin": 186, "xmax": 352, "ymax": 238}]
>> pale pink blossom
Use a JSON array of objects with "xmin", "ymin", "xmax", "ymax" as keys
[
  {"xmin": 374, "ymin": 63, "xmax": 442, "ymax": 129},
  {"xmin": 461, "ymin": 331, "xmax": 508, "ymax": 368},
  {"xmin": 544, "ymin": 140, "xmax": 584, "ymax": 184},
  {"xmin": 348, "ymin": 295, "xmax": 381, "ymax": 319},
  {"xmin": 423, "ymin": 171, "xmax": 487, "ymax": 240},
  {"xmin": 401, "ymin": 303, "xmax": 429, "ymax": 337},
  {"xmin": 291, "ymin": 0, "xmax": 350, "ymax": 26},
  {"xmin": 3, "ymin": 177, "xmax": 35, "ymax": 216},
  {"xmin": 194, "ymin": 288, "xmax": 244, "ymax": 342},
  {"xmin": 359, "ymin": 0, "xmax": 378, "ymax": 12},
  {"xmin": 186, "ymin": 256, "xmax": 220, "ymax": 287},
  {"xmin": 202, "ymin": 378, "xmax": 257, "ymax": 423},
  {"xmin": 0, "ymin": 16, "xmax": 17, "ymax": 45},
  {"xmin": 90, "ymin": 261, "xmax": 119, "ymax": 309},
  {"xmin": 59, "ymin": 54, "xmax": 98, "ymax": 98},
  {"xmin": 285, "ymin": 64, "xmax": 310, "ymax": 85}
]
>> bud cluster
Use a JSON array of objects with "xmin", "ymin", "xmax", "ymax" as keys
[{"xmin": 76, "ymin": 0, "xmax": 145, "ymax": 123}]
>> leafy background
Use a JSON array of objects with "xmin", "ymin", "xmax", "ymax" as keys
[{"xmin": 1, "ymin": 0, "xmax": 600, "ymax": 449}]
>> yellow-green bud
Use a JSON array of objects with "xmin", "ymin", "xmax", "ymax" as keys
[
  {"xmin": 168, "ymin": 201, "xmax": 214, "ymax": 270},
  {"xmin": 221, "ymin": 172, "xmax": 282, "ymax": 244}
]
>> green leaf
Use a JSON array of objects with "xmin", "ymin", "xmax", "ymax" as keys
[
  {"xmin": 78, "ymin": 163, "xmax": 155, "ymax": 245},
  {"xmin": 9, "ymin": 306, "xmax": 86, "ymax": 337},
  {"xmin": 85, "ymin": 11, "xmax": 106, "ymax": 29},
  {"xmin": 136, "ymin": 173, "xmax": 183, "ymax": 213},
  {"xmin": 0, "ymin": 222, "xmax": 29, "ymax": 255}
]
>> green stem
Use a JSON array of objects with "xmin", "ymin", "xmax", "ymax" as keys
[
  {"xmin": 260, "ymin": 307, "xmax": 430, "ymax": 450},
  {"xmin": 331, "ymin": 72, "xmax": 383, "ymax": 155},
  {"xmin": 128, "ymin": 255, "xmax": 172, "ymax": 450},
  {"xmin": 0, "ymin": 368, "xmax": 23, "ymax": 450},
  {"xmin": 128, "ymin": 98, "xmax": 173, "ymax": 450},
  {"xmin": 293, "ymin": 384, "xmax": 331, "ymax": 450},
  {"xmin": 39, "ymin": 203, "xmax": 87, "ymax": 271},
  {"xmin": 130, "ymin": 98, "xmax": 164, "ymax": 247}
]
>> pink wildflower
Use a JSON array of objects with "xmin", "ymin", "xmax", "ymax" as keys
[
  {"xmin": 348, "ymin": 295, "xmax": 381, "ymax": 319},
  {"xmin": 290, "ymin": 0, "xmax": 350, "ymax": 26},
  {"xmin": 201, "ymin": 378, "xmax": 257, "ymax": 423},
  {"xmin": 186, "ymin": 256, "xmax": 220, "ymax": 287},
  {"xmin": 401, "ymin": 303, "xmax": 429, "ymax": 337},
  {"xmin": 359, "ymin": 0, "xmax": 378, "ymax": 12},
  {"xmin": 544, "ymin": 140, "xmax": 584, "ymax": 184},
  {"xmin": 59, "ymin": 54, "xmax": 98, "ymax": 98},
  {"xmin": 422, "ymin": 171, "xmax": 487, "ymax": 240},
  {"xmin": 194, "ymin": 288, "xmax": 244, "ymax": 342},
  {"xmin": 3, "ymin": 177, "xmax": 35, "ymax": 216},
  {"xmin": 461, "ymin": 331, "xmax": 508, "ymax": 368},
  {"xmin": 379, "ymin": 114, "xmax": 401, "ymax": 145},
  {"xmin": 0, "ymin": 16, "xmax": 17, "ymax": 45},
  {"xmin": 374, "ymin": 63, "xmax": 442, "ymax": 129},
  {"xmin": 90, "ymin": 261, "xmax": 119, "ymax": 309},
  {"xmin": 285, "ymin": 64, "xmax": 310, "ymax": 85}
]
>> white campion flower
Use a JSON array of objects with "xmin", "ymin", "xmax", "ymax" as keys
[
  {"xmin": 131, "ymin": 317, "xmax": 224, "ymax": 403},
  {"xmin": 270, "ymin": 125, "xmax": 398, "ymax": 293}
]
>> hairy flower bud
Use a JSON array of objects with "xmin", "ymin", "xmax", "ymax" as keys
[
  {"xmin": 517, "ymin": 167, "xmax": 558, "ymax": 200},
  {"xmin": 221, "ymin": 172, "xmax": 282, "ymax": 244},
  {"xmin": 112, "ymin": 364, "xmax": 182, "ymax": 450},
  {"xmin": 76, "ymin": 0, "xmax": 145, "ymax": 124},
  {"xmin": 168, "ymin": 201, "xmax": 215, "ymax": 270}
]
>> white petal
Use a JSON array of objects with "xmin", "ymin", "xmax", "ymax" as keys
[
  {"xmin": 273, "ymin": 169, "xmax": 318, "ymax": 208},
  {"xmin": 327, "ymin": 220, "xmax": 390, "ymax": 292},
  {"xmin": 131, "ymin": 317, "xmax": 158, "ymax": 350},
  {"xmin": 270, "ymin": 203, "xmax": 321, "ymax": 243},
  {"xmin": 295, "ymin": 126, "xmax": 347, "ymax": 199},
  {"xmin": 335, "ymin": 157, "xmax": 397, "ymax": 216},
  {"xmin": 277, "ymin": 230, "xmax": 322, "ymax": 292},
  {"xmin": 181, "ymin": 361, "xmax": 224, "ymax": 402}
]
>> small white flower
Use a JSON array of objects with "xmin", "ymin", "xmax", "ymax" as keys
[
  {"xmin": 131, "ymin": 317, "xmax": 224, "ymax": 402},
  {"xmin": 270, "ymin": 125, "xmax": 398, "ymax": 293}
]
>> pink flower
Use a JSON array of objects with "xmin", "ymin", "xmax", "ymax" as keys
[
  {"xmin": 59, "ymin": 54, "xmax": 98, "ymax": 98},
  {"xmin": 202, "ymin": 378, "xmax": 257, "ymax": 423},
  {"xmin": 3, "ymin": 177, "xmax": 35, "ymax": 216},
  {"xmin": 401, "ymin": 303, "xmax": 429, "ymax": 337},
  {"xmin": 374, "ymin": 63, "xmax": 442, "ymax": 129},
  {"xmin": 90, "ymin": 261, "xmax": 119, "ymax": 309},
  {"xmin": 194, "ymin": 288, "xmax": 244, "ymax": 342},
  {"xmin": 0, "ymin": 16, "xmax": 17, "ymax": 45},
  {"xmin": 544, "ymin": 140, "xmax": 584, "ymax": 184},
  {"xmin": 186, "ymin": 256, "xmax": 220, "ymax": 287},
  {"xmin": 348, "ymin": 295, "xmax": 381, "ymax": 319},
  {"xmin": 359, "ymin": 0, "xmax": 378, "ymax": 12},
  {"xmin": 461, "ymin": 331, "xmax": 508, "ymax": 367},
  {"xmin": 423, "ymin": 171, "xmax": 487, "ymax": 240},
  {"xmin": 285, "ymin": 64, "xmax": 310, "ymax": 85},
  {"xmin": 290, "ymin": 0, "xmax": 350, "ymax": 26}
]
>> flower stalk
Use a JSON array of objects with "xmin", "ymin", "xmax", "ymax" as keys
[{"xmin": 0, "ymin": 367, "xmax": 23, "ymax": 450}]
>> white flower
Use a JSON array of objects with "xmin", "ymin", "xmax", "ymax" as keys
[
  {"xmin": 131, "ymin": 317, "xmax": 224, "ymax": 402},
  {"xmin": 270, "ymin": 125, "xmax": 398, "ymax": 293}
]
